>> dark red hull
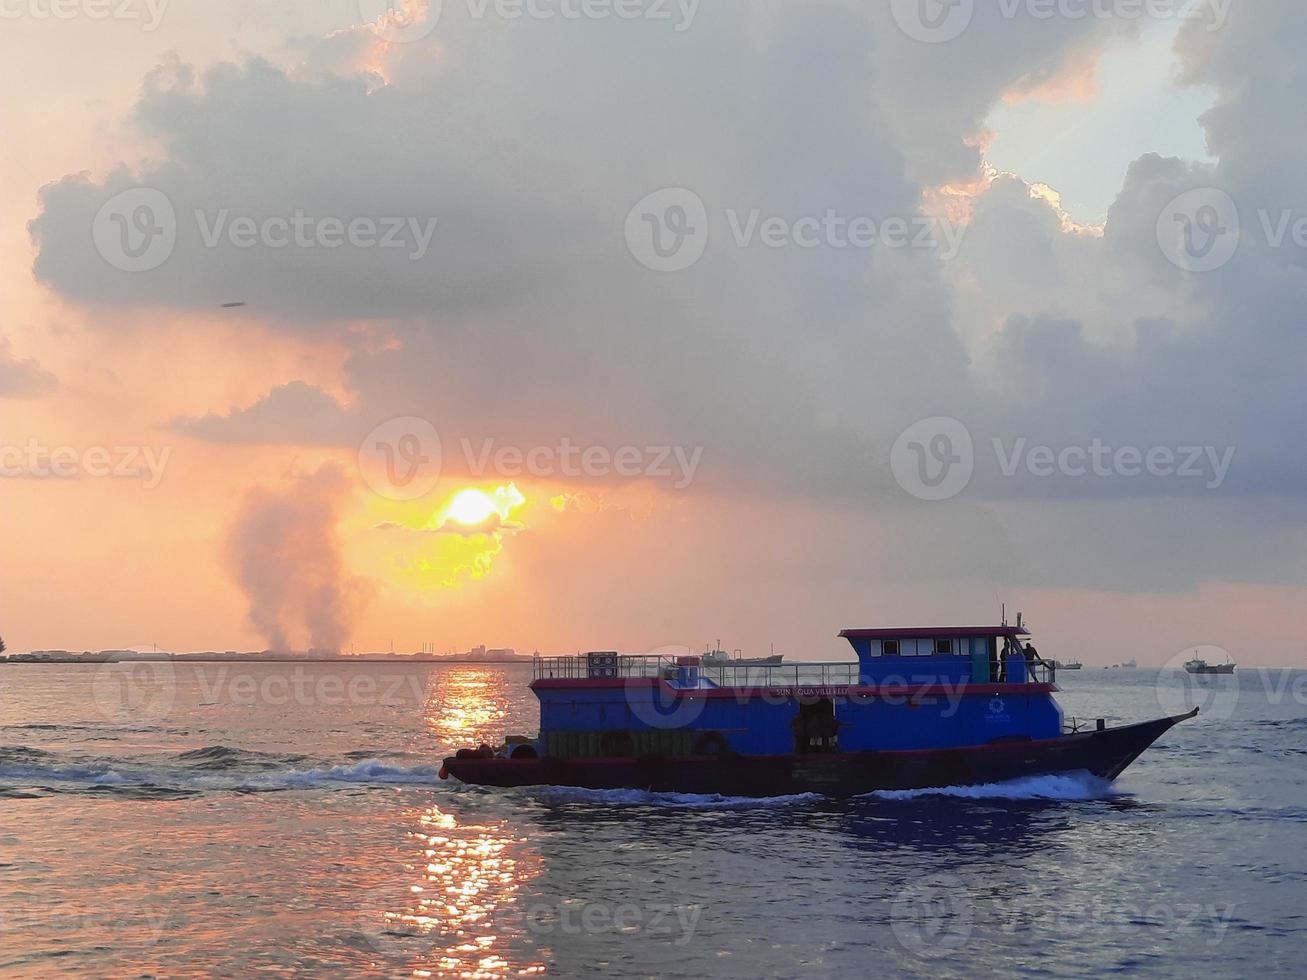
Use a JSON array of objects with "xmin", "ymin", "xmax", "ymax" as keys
[{"xmin": 442, "ymin": 710, "xmax": 1196, "ymax": 798}]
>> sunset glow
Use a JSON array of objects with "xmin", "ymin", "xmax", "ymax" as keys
[{"xmin": 445, "ymin": 489, "xmax": 502, "ymax": 527}]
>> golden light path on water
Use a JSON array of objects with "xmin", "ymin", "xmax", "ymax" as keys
[
  {"xmin": 428, "ymin": 669, "xmax": 512, "ymax": 748},
  {"xmin": 372, "ymin": 667, "xmax": 546, "ymax": 977}
]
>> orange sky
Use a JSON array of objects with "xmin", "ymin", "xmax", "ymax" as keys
[{"xmin": 2, "ymin": 3, "xmax": 1305, "ymax": 667}]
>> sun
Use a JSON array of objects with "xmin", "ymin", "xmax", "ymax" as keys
[{"xmin": 445, "ymin": 488, "xmax": 499, "ymax": 526}]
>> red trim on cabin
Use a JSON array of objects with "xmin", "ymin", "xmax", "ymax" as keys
[
  {"xmin": 839, "ymin": 626, "xmax": 1029, "ymax": 639},
  {"xmin": 529, "ymin": 678, "xmax": 1057, "ymax": 697}
]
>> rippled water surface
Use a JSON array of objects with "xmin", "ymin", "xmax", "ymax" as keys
[{"xmin": 2, "ymin": 663, "xmax": 1305, "ymax": 977}]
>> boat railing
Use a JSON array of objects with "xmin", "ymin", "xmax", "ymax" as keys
[
  {"xmin": 532, "ymin": 653, "xmax": 1058, "ymax": 688},
  {"xmin": 1026, "ymin": 660, "xmax": 1056, "ymax": 685},
  {"xmin": 532, "ymin": 654, "xmax": 861, "ymax": 688}
]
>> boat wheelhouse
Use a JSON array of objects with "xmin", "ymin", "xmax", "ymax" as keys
[{"xmin": 441, "ymin": 619, "xmax": 1195, "ymax": 797}]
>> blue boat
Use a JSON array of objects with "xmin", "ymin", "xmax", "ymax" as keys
[{"xmin": 440, "ymin": 618, "xmax": 1196, "ymax": 797}]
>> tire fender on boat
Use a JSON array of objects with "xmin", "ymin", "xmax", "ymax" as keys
[{"xmin": 693, "ymin": 731, "xmax": 730, "ymax": 756}]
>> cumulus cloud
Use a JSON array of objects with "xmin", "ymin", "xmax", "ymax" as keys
[
  {"xmin": 171, "ymin": 381, "xmax": 351, "ymax": 445},
  {"xmin": 24, "ymin": 0, "xmax": 1307, "ymax": 597}
]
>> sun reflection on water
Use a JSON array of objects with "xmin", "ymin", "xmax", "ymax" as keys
[
  {"xmin": 367, "ymin": 804, "xmax": 546, "ymax": 977},
  {"xmin": 426, "ymin": 668, "xmax": 511, "ymax": 751},
  {"xmin": 365, "ymin": 666, "xmax": 543, "ymax": 976}
]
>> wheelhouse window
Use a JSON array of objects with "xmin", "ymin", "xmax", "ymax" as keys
[
  {"xmin": 882, "ymin": 640, "xmax": 900, "ymax": 656},
  {"xmin": 935, "ymin": 639, "xmax": 954, "ymax": 655}
]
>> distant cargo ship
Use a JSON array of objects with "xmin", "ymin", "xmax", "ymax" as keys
[
  {"xmin": 700, "ymin": 647, "xmax": 784, "ymax": 667},
  {"xmin": 1184, "ymin": 652, "xmax": 1236, "ymax": 675},
  {"xmin": 1052, "ymin": 659, "xmax": 1083, "ymax": 670}
]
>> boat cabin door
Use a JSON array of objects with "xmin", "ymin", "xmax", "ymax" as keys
[{"xmin": 792, "ymin": 698, "xmax": 840, "ymax": 754}]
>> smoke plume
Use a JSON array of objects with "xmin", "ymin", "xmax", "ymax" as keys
[{"xmin": 225, "ymin": 463, "xmax": 364, "ymax": 653}]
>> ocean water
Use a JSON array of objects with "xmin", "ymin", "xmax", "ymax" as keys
[{"xmin": 1, "ymin": 662, "xmax": 1305, "ymax": 977}]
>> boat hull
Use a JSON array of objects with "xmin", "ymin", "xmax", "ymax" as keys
[{"xmin": 442, "ymin": 710, "xmax": 1196, "ymax": 798}]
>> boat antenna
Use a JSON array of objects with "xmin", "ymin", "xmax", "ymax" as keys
[{"xmin": 1001, "ymin": 602, "xmax": 1007, "ymax": 627}]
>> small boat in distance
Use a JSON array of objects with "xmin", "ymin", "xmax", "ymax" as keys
[
  {"xmin": 441, "ymin": 614, "xmax": 1196, "ymax": 798},
  {"xmin": 1184, "ymin": 652, "xmax": 1236, "ymax": 675}
]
